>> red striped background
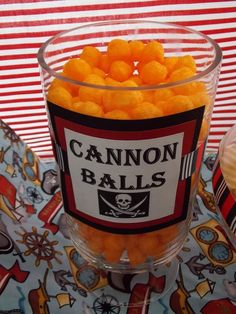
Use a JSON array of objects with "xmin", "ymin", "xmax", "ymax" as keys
[{"xmin": 0, "ymin": 0, "xmax": 236, "ymax": 159}]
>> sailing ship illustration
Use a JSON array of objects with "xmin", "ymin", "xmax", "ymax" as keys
[
  {"xmin": 28, "ymin": 268, "xmax": 76, "ymax": 314},
  {"xmin": 170, "ymin": 264, "xmax": 215, "ymax": 314}
]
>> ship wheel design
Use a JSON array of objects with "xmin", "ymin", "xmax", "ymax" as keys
[
  {"xmin": 16, "ymin": 226, "xmax": 63, "ymax": 268},
  {"xmin": 0, "ymin": 120, "xmax": 21, "ymax": 145},
  {"xmin": 92, "ymin": 293, "xmax": 120, "ymax": 314}
]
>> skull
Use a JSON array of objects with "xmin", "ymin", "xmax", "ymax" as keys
[{"xmin": 115, "ymin": 194, "xmax": 132, "ymax": 210}]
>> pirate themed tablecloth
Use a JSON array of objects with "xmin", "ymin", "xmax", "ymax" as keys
[{"xmin": 0, "ymin": 120, "xmax": 235, "ymax": 314}]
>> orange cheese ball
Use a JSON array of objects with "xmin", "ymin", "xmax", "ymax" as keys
[
  {"xmin": 63, "ymin": 58, "xmax": 92, "ymax": 81},
  {"xmin": 103, "ymin": 247, "xmax": 123, "ymax": 264},
  {"xmin": 194, "ymin": 81, "xmax": 207, "ymax": 92},
  {"xmin": 102, "ymin": 91, "xmax": 116, "ymax": 112},
  {"xmin": 131, "ymin": 102, "xmax": 164, "ymax": 119},
  {"xmin": 189, "ymin": 91, "xmax": 210, "ymax": 108},
  {"xmin": 177, "ymin": 82, "xmax": 206, "ymax": 98},
  {"xmin": 173, "ymin": 82, "xmax": 198, "ymax": 96},
  {"xmin": 104, "ymin": 234, "xmax": 126, "ymax": 250},
  {"xmin": 165, "ymin": 55, "xmax": 196, "ymax": 74},
  {"xmin": 80, "ymin": 224, "xmax": 92, "ymax": 240},
  {"xmin": 158, "ymin": 224, "xmax": 180, "ymax": 244},
  {"xmin": 122, "ymin": 79, "xmax": 139, "ymax": 88},
  {"xmin": 161, "ymin": 95, "xmax": 194, "ymax": 116},
  {"xmin": 177, "ymin": 55, "xmax": 197, "ymax": 72},
  {"xmin": 164, "ymin": 57, "xmax": 179, "ymax": 73},
  {"xmin": 154, "ymin": 100, "xmax": 167, "ymax": 111},
  {"xmin": 105, "ymin": 77, "xmax": 122, "ymax": 87},
  {"xmin": 103, "ymin": 234, "xmax": 126, "ymax": 263},
  {"xmin": 140, "ymin": 61, "xmax": 168, "ymax": 85},
  {"xmin": 129, "ymin": 40, "xmax": 145, "ymax": 61},
  {"xmin": 72, "ymin": 96, "xmax": 81, "ymax": 104},
  {"xmin": 91, "ymin": 227, "xmax": 107, "ymax": 239},
  {"xmin": 136, "ymin": 60, "xmax": 146, "ymax": 74},
  {"xmin": 80, "ymin": 46, "xmax": 101, "ymax": 67},
  {"xmin": 140, "ymin": 40, "xmax": 164, "ymax": 64},
  {"xmin": 169, "ymin": 66, "xmax": 195, "ymax": 83},
  {"xmin": 49, "ymin": 77, "xmax": 78, "ymax": 97},
  {"xmin": 78, "ymin": 74, "xmax": 105, "ymax": 105},
  {"xmin": 128, "ymin": 247, "xmax": 146, "ymax": 266},
  {"xmin": 142, "ymin": 90, "xmax": 155, "ymax": 103},
  {"xmin": 87, "ymin": 237, "xmax": 104, "ymax": 255},
  {"xmin": 129, "ymin": 75, "xmax": 143, "ymax": 86},
  {"xmin": 169, "ymin": 67, "xmax": 197, "ymax": 95},
  {"xmin": 83, "ymin": 73, "xmax": 105, "ymax": 85},
  {"xmin": 173, "ymin": 81, "xmax": 205, "ymax": 96},
  {"xmin": 92, "ymin": 67, "xmax": 106, "ymax": 78},
  {"xmin": 111, "ymin": 89, "xmax": 144, "ymax": 111},
  {"xmin": 109, "ymin": 60, "xmax": 133, "ymax": 82},
  {"xmin": 48, "ymin": 86, "xmax": 72, "ymax": 109},
  {"xmin": 49, "ymin": 76, "xmax": 74, "ymax": 94},
  {"xmin": 154, "ymin": 88, "xmax": 175, "ymax": 103},
  {"xmin": 104, "ymin": 109, "xmax": 130, "ymax": 119},
  {"xmin": 126, "ymin": 234, "xmax": 139, "ymax": 248},
  {"xmin": 72, "ymin": 101, "xmax": 103, "ymax": 117},
  {"xmin": 138, "ymin": 234, "xmax": 161, "ymax": 257},
  {"xmin": 103, "ymin": 80, "xmax": 143, "ymax": 112},
  {"xmin": 98, "ymin": 53, "xmax": 111, "ymax": 73},
  {"xmin": 107, "ymin": 38, "xmax": 131, "ymax": 62}
]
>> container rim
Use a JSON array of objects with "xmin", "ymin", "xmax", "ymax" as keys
[{"xmin": 37, "ymin": 19, "xmax": 222, "ymax": 91}]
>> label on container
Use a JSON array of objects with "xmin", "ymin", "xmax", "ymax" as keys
[
  {"xmin": 47, "ymin": 101, "xmax": 204, "ymax": 233},
  {"xmin": 213, "ymin": 154, "xmax": 236, "ymax": 237}
]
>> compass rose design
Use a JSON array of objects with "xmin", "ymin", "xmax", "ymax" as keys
[{"xmin": 92, "ymin": 293, "xmax": 120, "ymax": 314}]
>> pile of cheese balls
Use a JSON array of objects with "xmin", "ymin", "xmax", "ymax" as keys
[{"xmin": 48, "ymin": 38, "xmax": 210, "ymax": 266}]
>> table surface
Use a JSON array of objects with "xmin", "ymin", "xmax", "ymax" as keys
[{"xmin": 0, "ymin": 124, "xmax": 236, "ymax": 314}]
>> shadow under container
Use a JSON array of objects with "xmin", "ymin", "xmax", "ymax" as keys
[{"xmin": 38, "ymin": 20, "xmax": 222, "ymax": 274}]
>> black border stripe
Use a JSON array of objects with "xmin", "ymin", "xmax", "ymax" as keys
[
  {"xmin": 180, "ymin": 148, "xmax": 198, "ymax": 180},
  {"xmin": 62, "ymin": 149, "xmax": 69, "ymax": 174},
  {"xmin": 47, "ymin": 101, "xmax": 205, "ymax": 151},
  {"xmin": 191, "ymin": 146, "xmax": 198, "ymax": 174},
  {"xmin": 226, "ymin": 202, "xmax": 236, "ymax": 226},
  {"xmin": 55, "ymin": 143, "xmax": 64, "ymax": 171}
]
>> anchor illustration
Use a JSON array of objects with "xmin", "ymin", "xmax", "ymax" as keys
[
  {"xmin": 53, "ymin": 269, "xmax": 87, "ymax": 296},
  {"xmin": 186, "ymin": 253, "xmax": 226, "ymax": 279}
]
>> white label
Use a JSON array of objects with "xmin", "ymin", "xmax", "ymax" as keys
[{"xmin": 65, "ymin": 128, "xmax": 183, "ymax": 224}]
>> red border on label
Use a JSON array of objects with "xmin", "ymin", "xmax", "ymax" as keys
[
  {"xmin": 57, "ymin": 117, "xmax": 195, "ymax": 232},
  {"xmin": 55, "ymin": 116, "xmax": 196, "ymax": 157},
  {"xmin": 48, "ymin": 102, "xmax": 204, "ymax": 233}
]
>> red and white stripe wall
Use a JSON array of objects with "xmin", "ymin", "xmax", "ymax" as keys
[{"xmin": 0, "ymin": 0, "xmax": 236, "ymax": 159}]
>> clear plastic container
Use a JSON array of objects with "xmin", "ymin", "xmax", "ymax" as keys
[{"xmin": 37, "ymin": 20, "xmax": 222, "ymax": 279}]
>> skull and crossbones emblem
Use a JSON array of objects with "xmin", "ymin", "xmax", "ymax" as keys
[
  {"xmin": 99, "ymin": 192, "xmax": 148, "ymax": 217},
  {"xmin": 115, "ymin": 194, "xmax": 132, "ymax": 210}
]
